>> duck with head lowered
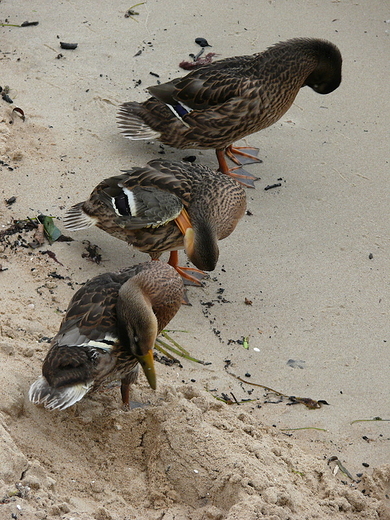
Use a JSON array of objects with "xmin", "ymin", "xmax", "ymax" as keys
[
  {"xmin": 117, "ymin": 37, "xmax": 342, "ymax": 187},
  {"xmin": 63, "ymin": 159, "xmax": 246, "ymax": 286},
  {"xmin": 29, "ymin": 261, "xmax": 184, "ymax": 411}
]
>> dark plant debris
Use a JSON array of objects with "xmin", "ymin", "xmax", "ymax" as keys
[
  {"xmin": 0, "ymin": 20, "xmax": 38, "ymax": 28},
  {"xmin": 41, "ymin": 250, "xmax": 64, "ymax": 266},
  {"xmin": 0, "ymin": 219, "xmax": 37, "ymax": 241},
  {"xmin": 125, "ymin": 3, "xmax": 145, "ymax": 19},
  {"xmin": 1, "ymin": 86, "xmax": 13, "ymax": 104},
  {"xmin": 154, "ymin": 352, "xmax": 182, "ymax": 367},
  {"xmin": 287, "ymin": 358, "xmax": 306, "ymax": 369},
  {"xmin": 21, "ymin": 20, "xmax": 39, "ymax": 27},
  {"xmin": 264, "ymin": 183, "xmax": 282, "ymax": 191},
  {"xmin": 287, "ymin": 396, "xmax": 329, "ymax": 409},
  {"xmin": 82, "ymin": 240, "xmax": 102, "ymax": 264},
  {"xmin": 227, "ymin": 372, "xmax": 328, "ymax": 410}
]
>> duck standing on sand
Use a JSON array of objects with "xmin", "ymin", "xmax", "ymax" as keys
[
  {"xmin": 63, "ymin": 159, "xmax": 246, "ymax": 286},
  {"xmin": 117, "ymin": 38, "xmax": 342, "ymax": 187},
  {"xmin": 29, "ymin": 262, "xmax": 184, "ymax": 411}
]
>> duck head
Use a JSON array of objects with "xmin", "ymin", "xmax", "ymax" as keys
[
  {"xmin": 117, "ymin": 279, "xmax": 158, "ymax": 389},
  {"xmin": 184, "ymin": 220, "xmax": 219, "ymax": 272},
  {"xmin": 305, "ymin": 40, "xmax": 342, "ymax": 94}
]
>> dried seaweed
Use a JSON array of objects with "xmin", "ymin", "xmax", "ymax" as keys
[
  {"xmin": 350, "ymin": 416, "xmax": 389, "ymax": 425},
  {"xmin": 227, "ymin": 373, "xmax": 328, "ymax": 410}
]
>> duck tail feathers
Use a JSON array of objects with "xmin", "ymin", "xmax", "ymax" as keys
[
  {"xmin": 117, "ymin": 102, "xmax": 160, "ymax": 140},
  {"xmin": 29, "ymin": 376, "xmax": 93, "ymax": 411},
  {"xmin": 63, "ymin": 202, "xmax": 97, "ymax": 231}
]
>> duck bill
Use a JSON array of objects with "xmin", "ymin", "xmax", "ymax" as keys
[
  {"xmin": 183, "ymin": 227, "xmax": 195, "ymax": 258},
  {"xmin": 136, "ymin": 350, "xmax": 157, "ymax": 390}
]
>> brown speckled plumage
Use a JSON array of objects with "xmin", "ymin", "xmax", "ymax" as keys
[
  {"xmin": 29, "ymin": 262, "xmax": 184, "ymax": 410},
  {"xmin": 63, "ymin": 159, "xmax": 246, "ymax": 280},
  {"xmin": 117, "ymin": 38, "xmax": 342, "ymax": 181}
]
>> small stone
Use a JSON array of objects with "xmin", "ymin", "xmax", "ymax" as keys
[
  {"xmin": 90, "ymin": 480, "xmax": 105, "ymax": 493},
  {"xmin": 0, "ymin": 341, "xmax": 14, "ymax": 355},
  {"xmin": 94, "ymin": 507, "xmax": 113, "ymax": 520},
  {"xmin": 59, "ymin": 503, "xmax": 70, "ymax": 513}
]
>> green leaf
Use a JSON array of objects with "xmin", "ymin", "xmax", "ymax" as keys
[{"xmin": 37, "ymin": 215, "xmax": 62, "ymax": 244}]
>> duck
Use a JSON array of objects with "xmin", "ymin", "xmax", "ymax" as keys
[
  {"xmin": 62, "ymin": 159, "xmax": 246, "ymax": 286},
  {"xmin": 29, "ymin": 261, "xmax": 184, "ymax": 411},
  {"xmin": 117, "ymin": 37, "xmax": 342, "ymax": 188}
]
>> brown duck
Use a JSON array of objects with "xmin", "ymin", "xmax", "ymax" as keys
[
  {"xmin": 63, "ymin": 159, "xmax": 246, "ymax": 286},
  {"xmin": 117, "ymin": 37, "xmax": 342, "ymax": 187},
  {"xmin": 29, "ymin": 262, "xmax": 184, "ymax": 410}
]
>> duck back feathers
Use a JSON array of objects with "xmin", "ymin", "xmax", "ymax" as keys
[{"xmin": 117, "ymin": 38, "xmax": 342, "ymax": 151}]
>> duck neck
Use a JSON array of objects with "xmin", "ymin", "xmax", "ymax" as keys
[{"xmin": 116, "ymin": 278, "xmax": 158, "ymax": 357}]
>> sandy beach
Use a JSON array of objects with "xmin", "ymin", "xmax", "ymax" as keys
[{"xmin": 1, "ymin": 0, "xmax": 389, "ymax": 518}]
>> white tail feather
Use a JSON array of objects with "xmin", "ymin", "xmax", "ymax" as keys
[
  {"xmin": 63, "ymin": 203, "xmax": 97, "ymax": 231},
  {"xmin": 117, "ymin": 108, "xmax": 160, "ymax": 140},
  {"xmin": 29, "ymin": 376, "xmax": 93, "ymax": 411}
]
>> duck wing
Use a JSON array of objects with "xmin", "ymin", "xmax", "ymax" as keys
[
  {"xmin": 64, "ymin": 175, "xmax": 184, "ymax": 232},
  {"xmin": 147, "ymin": 55, "xmax": 256, "ymax": 111}
]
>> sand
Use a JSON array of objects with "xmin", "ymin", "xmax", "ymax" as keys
[{"xmin": 1, "ymin": 0, "xmax": 389, "ymax": 518}]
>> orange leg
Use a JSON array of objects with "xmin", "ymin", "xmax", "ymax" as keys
[
  {"xmin": 216, "ymin": 150, "xmax": 259, "ymax": 188},
  {"xmin": 121, "ymin": 376, "xmax": 131, "ymax": 410},
  {"xmin": 168, "ymin": 251, "xmax": 208, "ymax": 287},
  {"xmin": 225, "ymin": 144, "xmax": 262, "ymax": 165}
]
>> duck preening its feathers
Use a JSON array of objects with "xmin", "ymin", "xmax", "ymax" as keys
[
  {"xmin": 117, "ymin": 38, "xmax": 342, "ymax": 186},
  {"xmin": 29, "ymin": 262, "xmax": 184, "ymax": 410}
]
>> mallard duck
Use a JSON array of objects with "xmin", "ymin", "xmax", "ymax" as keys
[
  {"xmin": 63, "ymin": 159, "xmax": 246, "ymax": 286},
  {"xmin": 29, "ymin": 261, "xmax": 184, "ymax": 411},
  {"xmin": 117, "ymin": 37, "xmax": 342, "ymax": 187}
]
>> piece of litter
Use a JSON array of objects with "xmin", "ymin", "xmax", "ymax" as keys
[
  {"xmin": 194, "ymin": 469, "xmax": 199, "ymax": 474},
  {"xmin": 253, "ymin": 347, "xmax": 260, "ymax": 352}
]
